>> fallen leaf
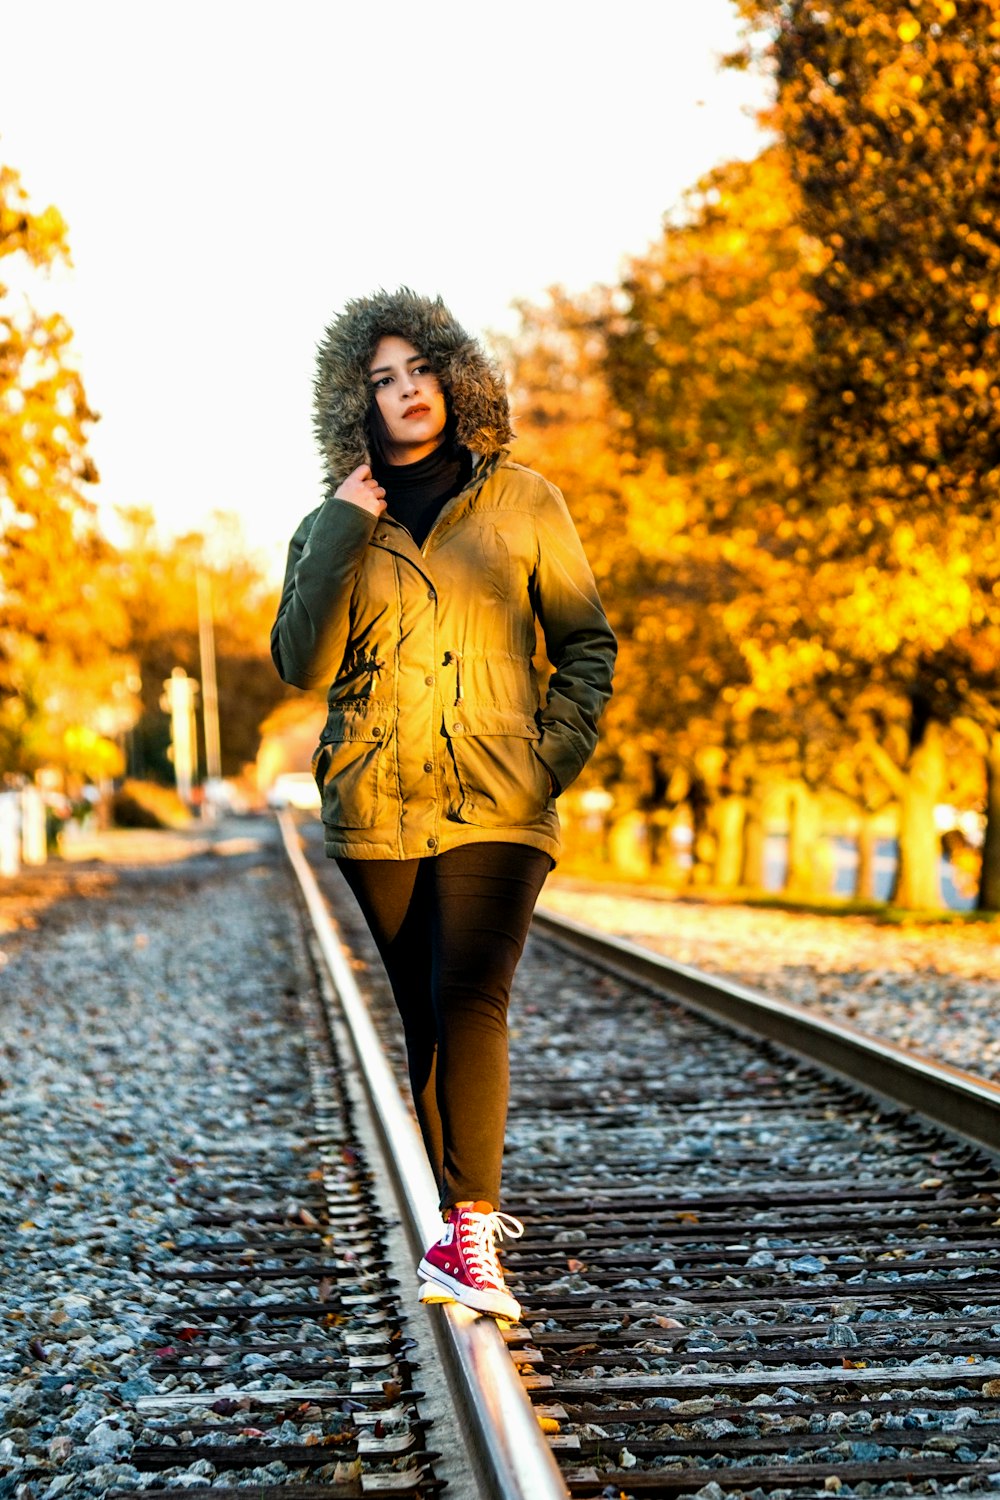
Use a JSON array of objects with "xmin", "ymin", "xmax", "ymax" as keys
[
  {"xmin": 566, "ymin": 1258, "xmax": 588, "ymax": 1273},
  {"xmin": 677, "ymin": 1212, "xmax": 700, "ymax": 1224},
  {"xmin": 239, "ymin": 1427, "xmax": 266, "ymax": 1438},
  {"xmin": 654, "ymin": 1316, "xmax": 683, "ymax": 1329},
  {"xmin": 382, "ymin": 1379, "xmax": 402, "ymax": 1401},
  {"xmin": 177, "ymin": 1327, "xmax": 200, "ymax": 1341},
  {"xmin": 842, "ymin": 1358, "xmax": 868, "ymax": 1369},
  {"xmin": 538, "ymin": 1416, "xmax": 560, "ymax": 1433},
  {"xmin": 919, "ymin": 1177, "xmax": 943, "ymax": 1189}
]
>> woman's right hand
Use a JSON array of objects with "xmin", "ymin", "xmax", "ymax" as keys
[{"xmin": 334, "ymin": 463, "xmax": 386, "ymax": 516}]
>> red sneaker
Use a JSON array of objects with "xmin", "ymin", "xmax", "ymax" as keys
[{"xmin": 417, "ymin": 1203, "xmax": 524, "ymax": 1320}]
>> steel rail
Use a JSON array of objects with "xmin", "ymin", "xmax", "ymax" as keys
[
  {"xmin": 533, "ymin": 906, "xmax": 1000, "ymax": 1158},
  {"xmin": 278, "ymin": 812, "xmax": 569, "ymax": 1500}
]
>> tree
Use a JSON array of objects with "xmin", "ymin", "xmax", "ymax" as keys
[
  {"xmin": 0, "ymin": 160, "xmax": 132, "ymax": 780},
  {"xmin": 723, "ymin": 0, "xmax": 1000, "ymax": 907},
  {"xmin": 115, "ymin": 507, "xmax": 291, "ymax": 782}
]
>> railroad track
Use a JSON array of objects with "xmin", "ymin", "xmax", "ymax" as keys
[
  {"xmin": 99, "ymin": 847, "xmax": 454, "ymax": 1500},
  {"xmin": 9, "ymin": 819, "xmax": 994, "ymax": 1498},
  {"xmin": 289, "ymin": 814, "xmax": 1000, "ymax": 1500}
]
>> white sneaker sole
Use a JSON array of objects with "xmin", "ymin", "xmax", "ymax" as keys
[
  {"xmin": 417, "ymin": 1259, "xmax": 521, "ymax": 1321},
  {"xmin": 418, "ymin": 1280, "xmax": 455, "ymax": 1304}
]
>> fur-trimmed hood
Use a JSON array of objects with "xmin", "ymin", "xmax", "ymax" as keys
[{"xmin": 313, "ymin": 287, "xmax": 513, "ymax": 486}]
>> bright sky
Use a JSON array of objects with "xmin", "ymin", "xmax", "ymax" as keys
[{"xmin": 3, "ymin": 0, "xmax": 772, "ymax": 579}]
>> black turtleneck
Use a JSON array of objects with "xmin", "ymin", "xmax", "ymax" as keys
[{"xmin": 373, "ymin": 442, "xmax": 473, "ymax": 549}]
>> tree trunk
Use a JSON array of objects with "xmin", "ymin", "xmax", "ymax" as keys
[
  {"xmin": 855, "ymin": 811, "xmax": 880, "ymax": 901},
  {"xmin": 689, "ymin": 783, "xmax": 715, "ymax": 887},
  {"xmin": 740, "ymin": 792, "xmax": 766, "ymax": 891},
  {"xmin": 714, "ymin": 795, "xmax": 746, "ymax": 890},
  {"xmin": 891, "ymin": 719, "xmax": 946, "ymax": 910},
  {"xmin": 608, "ymin": 810, "xmax": 651, "ymax": 880},
  {"xmin": 785, "ymin": 780, "xmax": 827, "ymax": 898},
  {"xmin": 978, "ymin": 729, "xmax": 1000, "ymax": 912}
]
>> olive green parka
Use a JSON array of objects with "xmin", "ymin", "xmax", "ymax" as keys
[{"xmin": 271, "ymin": 288, "xmax": 616, "ymax": 864}]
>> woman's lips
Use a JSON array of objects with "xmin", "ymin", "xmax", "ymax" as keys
[{"xmin": 403, "ymin": 405, "xmax": 430, "ymax": 419}]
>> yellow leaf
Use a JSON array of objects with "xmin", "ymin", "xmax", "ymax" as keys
[{"xmin": 898, "ymin": 16, "xmax": 921, "ymax": 41}]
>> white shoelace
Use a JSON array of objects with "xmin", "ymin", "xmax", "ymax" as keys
[{"xmin": 458, "ymin": 1209, "xmax": 524, "ymax": 1286}]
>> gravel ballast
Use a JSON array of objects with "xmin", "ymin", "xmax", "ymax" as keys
[
  {"xmin": 538, "ymin": 879, "xmax": 1000, "ymax": 1083},
  {"xmin": 0, "ymin": 820, "xmax": 422, "ymax": 1498}
]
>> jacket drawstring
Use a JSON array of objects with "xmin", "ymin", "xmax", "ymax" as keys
[{"xmin": 443, "ymin": 650, "xmax": 464, "ymax": 705}]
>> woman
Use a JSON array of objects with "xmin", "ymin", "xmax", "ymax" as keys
[{"xmin": 271, "ymin": 287, "xmax": 616, "ymax": 1321}]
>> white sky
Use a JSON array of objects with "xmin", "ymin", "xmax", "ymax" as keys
[{"xmin": 2, "ymin": 0, "xmax": 772, "ymax": 580}]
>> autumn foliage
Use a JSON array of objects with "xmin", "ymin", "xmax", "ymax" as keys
[
  {"xmin": 0, "ymin": 163, "xmax": 133, "ymax": 779},
  {"xmin": 507, "ymin": 1, "xmax": 1000, "ymax": 909},
  {"xmin": 0, "ymin": 161, "xmax": 285, "ymax": 795}
]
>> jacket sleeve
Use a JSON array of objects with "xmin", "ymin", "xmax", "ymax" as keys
[
  {"xmin": 271, "ymin": 497, "xmax": 380, "ymax": 690},
  {"xmin": 530, "ymin": 478, "xmax": 617, "ymax": 794}
]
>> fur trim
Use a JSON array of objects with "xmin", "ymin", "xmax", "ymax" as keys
[{"xmin": 313, "ymin": 287, "xmax": 513, "ymax": 486}]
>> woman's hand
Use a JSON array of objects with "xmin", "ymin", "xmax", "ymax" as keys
[{"xmin": 334, "ymin": 463, "xmax": 386, "ymax": 516}]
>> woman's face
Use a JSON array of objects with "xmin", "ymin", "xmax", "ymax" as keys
[{"xmin": 368, "ymin": 335, "xmax": 448, "ymax": 464}]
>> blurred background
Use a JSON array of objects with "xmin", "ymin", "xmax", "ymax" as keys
[{"xmin": 2, "ymin": 0, "xmax": 997, "ymax": 913}]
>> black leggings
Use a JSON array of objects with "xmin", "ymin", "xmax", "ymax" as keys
[{"xmin": 336, "ymin": 842, "xmax": 552, "ymax": 1212}]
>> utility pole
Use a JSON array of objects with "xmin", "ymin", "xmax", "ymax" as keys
[
  {"xmin": 161, "ymin": 668, "xmax": 199, "ymax": 804},
  {"xmin": 197, "ymin": 570, "xmax": 222, "ymax": 788}
]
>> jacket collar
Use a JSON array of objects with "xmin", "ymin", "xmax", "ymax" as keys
[{"xmin": 370, "ymin": 448, "xmax": 508, "ymax": 569}]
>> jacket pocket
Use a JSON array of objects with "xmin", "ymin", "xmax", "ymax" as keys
[
  {"xmin": 313, "ymin": 716, "xmax": 388, "ymax": 829},
  {"xmin": 443, "ymin": 707, "xmax": 551, "ymax": 828}
]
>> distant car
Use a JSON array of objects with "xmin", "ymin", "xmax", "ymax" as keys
[{"xmin": 266, "ymin": 772, "xmax": 322, "ymax": 811}]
